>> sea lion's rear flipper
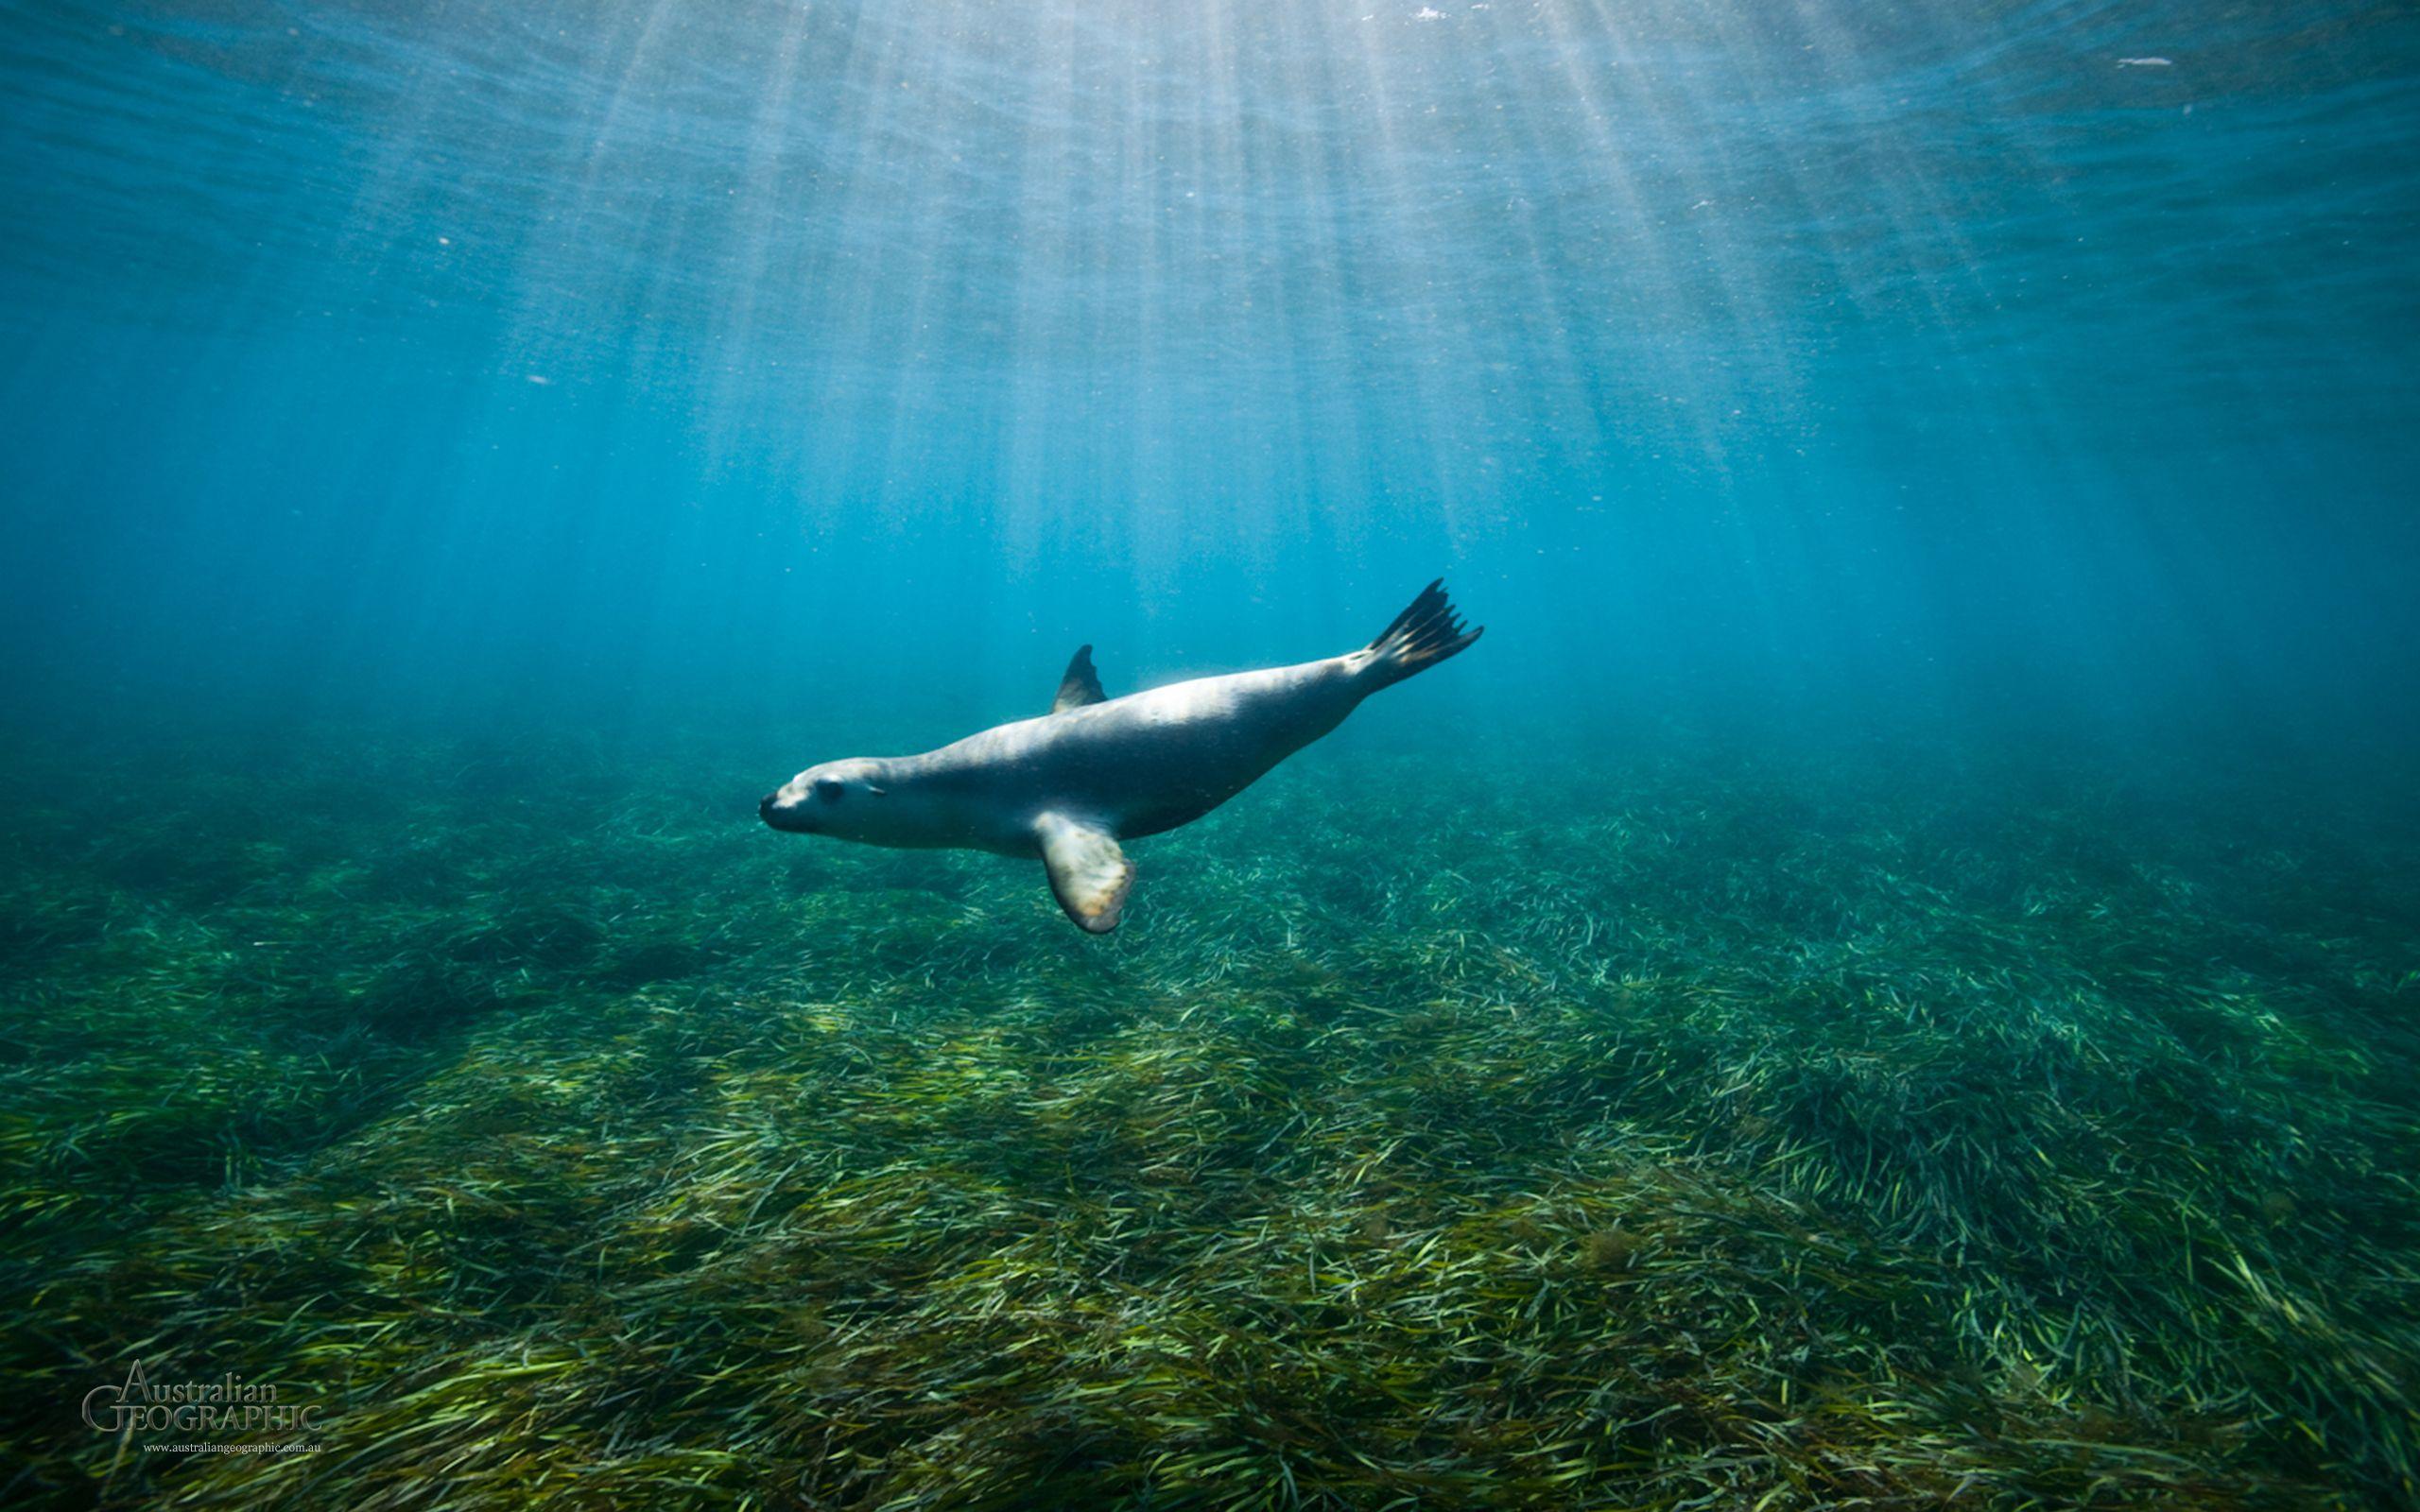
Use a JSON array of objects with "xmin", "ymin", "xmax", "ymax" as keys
[
  {"xmin": 1361, "ymin": 578, "xmax": 1484, "ymax": 690},
  {"xmin": 1035, "ymin": 812, "xmax": 1132, "ymax": 933},
  {"xmin": 1052, "ymin": 645, "xmax": 1106, "ymax": 713}
]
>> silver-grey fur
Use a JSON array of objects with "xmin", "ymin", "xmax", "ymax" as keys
[{"xmin": 760, "ymin": 580, "xmax": 1481, "ymax": 932}]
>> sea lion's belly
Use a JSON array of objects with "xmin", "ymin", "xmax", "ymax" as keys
[
  {"xmin": 1067, "ymin": 667, "xmax": 1358, "ymax": 833},
  {"xmin": 923, "ymin": 662, "xmax": 1358, "ymax": 843}
]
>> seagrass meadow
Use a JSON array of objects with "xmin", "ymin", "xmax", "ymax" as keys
[
  {"xmin": 2, "ymin": 725, "xmax": 2413, "ymax": 1511},
  {"xmin": 9, "ymin": 0, "xmax": 2420, "ymax": 1505}
]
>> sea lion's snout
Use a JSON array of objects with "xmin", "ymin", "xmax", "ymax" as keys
[{"xmin": 760, "ymin": 790, "xmax": 813, "ymax": 833}]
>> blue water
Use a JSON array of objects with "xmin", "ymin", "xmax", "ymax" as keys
[
  {"xmin": 5, "ymin": 7, "xmax": 2420, "ymax": 1506},
  {"xmin": 4, "ymin": 0, "xmax": 2415, "ymax": 767}
]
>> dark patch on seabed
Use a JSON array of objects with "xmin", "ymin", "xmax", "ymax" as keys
[{"xmin": 1, "ymin": 729, "xmax": 2414, "ymax": 1511}]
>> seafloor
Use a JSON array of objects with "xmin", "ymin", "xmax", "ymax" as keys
[{"xmin": 1, "ymin": 728, "xmax": 2413, "ymax": 1510}]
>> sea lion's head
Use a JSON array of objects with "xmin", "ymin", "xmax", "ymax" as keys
[{"xmin": 760, "ymin": 759, "xmax": 890, "ymax": 836}]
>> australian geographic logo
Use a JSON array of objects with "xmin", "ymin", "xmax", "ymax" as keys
[{"xmin": 82, "ymin": 1360, "xmax": 326, "ymax": 1437}]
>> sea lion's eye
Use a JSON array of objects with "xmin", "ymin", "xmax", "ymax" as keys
[{"xmin": 814, "ymin": 778, "xmax": 844, "ymax": 801}]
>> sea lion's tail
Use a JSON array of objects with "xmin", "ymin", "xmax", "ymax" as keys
[{"xmin": 1361, "ymin": 578, "xmax": 1484, "ymax": 689}]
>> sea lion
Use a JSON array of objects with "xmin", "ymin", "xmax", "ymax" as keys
[{"xmin": 759, "ymin": 580, "xmax": 1483, "ymax": 933}]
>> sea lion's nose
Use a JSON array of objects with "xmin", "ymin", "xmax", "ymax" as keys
[{"xmin": 759, "ymin": 792, "xmax": 781, "ymax": 823}]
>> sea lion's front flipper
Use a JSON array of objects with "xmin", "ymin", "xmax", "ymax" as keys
[
  {"xmin": 1052, "ymin": 645, "xmax": 1106, "ymax": 713},
  {"xmin": 1035, "ymin": 812, "xmax": 1132, "ymax": 933}
]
